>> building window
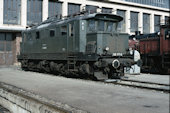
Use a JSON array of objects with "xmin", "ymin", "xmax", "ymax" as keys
[
  {"xmin": 117, "ymin": 10, "xmax": 126, "ymax": 32},
  {"xmin": 102, "ymin": 7, "xmax": 112, "ymax": 14},
  {"xmin": 0, "ymin": 33, "xmax": 5, "ymax": 52},
  {"xmin": 124, "ymin": 0, "xmax": 169, "ymax": 9},
  {"xmin": 86, "ymin": 5, "xmax": 98, "ymax": 14},
  {"xmin": 27, "ymin": 0, "xmax": 42, "ymax": 25},
  {"xmin": 130, "ymin": 11, "xmax": 138, "ymax": 32},
  {"xmin": 6, "ymin": 34, "xmax": 13, "ymax": 51},
  {"xmin": 68, "ymin": 3, "xmax": 80, "ymax": 16},
  {"xmin": 0, "ymin": 33, "xmax": 13, "ymax": 52},
  {"xmin": 48, "ymin": 1, "xmax": 62, "ymax": 18},
  {"xmin": 3, "ymin": 0, "xmax": 21, "ymax": 25},
  {"xmin": 143, "ymin": 13, "xmax": 150, "ymax": 34},
  {"xmin": 154, "ymin": 15, "xmax": 160, "ymax": 32}
]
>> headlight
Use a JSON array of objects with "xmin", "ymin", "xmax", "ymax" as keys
[
  {"xmin": 105, "ymin": 47, "xmax": 109, "ymax": 51},
  {"xmin": 112, "ymin": 59, "xmax": 120, "ymax": 69}
]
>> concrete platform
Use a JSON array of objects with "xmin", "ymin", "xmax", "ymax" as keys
[
  {"xmin": 0, "ymin": 67, "xmax": 169, "ymax": 113},
  {"xmin": 124, "ymin": 74, "xmax": 169, "ymax": 85}
]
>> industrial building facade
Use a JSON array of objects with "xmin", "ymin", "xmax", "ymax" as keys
[{"xmin": 0, "ymin": 0, "xmax": 169, "ymax": 65}]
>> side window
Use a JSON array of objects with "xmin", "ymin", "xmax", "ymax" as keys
[
  {"xmin": 61, "ymin": 25, "xmax": 67, "ymax": 35},
  {"xmin": 69, "ymin": 24, "xmax": 74, "ymax": 37},
  {"xmin": 36, "ymin": 32, "xmax": 40, "ymax": 39},
  {"xmin": 50, "ymin": 30, "xmax": 55, "ymax": 37},
  {"xmin": 27, "ymin": 33, "xmax": 32, "ymax": 41}
]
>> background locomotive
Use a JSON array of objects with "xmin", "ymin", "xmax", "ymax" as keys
[
  {"xmin": 129, "ymin": 19, "xmax": 170, "ymax": 74},
  {"xmin": 18, "ymin": 12, "xmax": 141, "ymax": 80}
]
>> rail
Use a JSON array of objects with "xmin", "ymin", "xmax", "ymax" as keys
[{"xmin": 105, "ymin": 78, "xmax": 170, "ymax": 93}]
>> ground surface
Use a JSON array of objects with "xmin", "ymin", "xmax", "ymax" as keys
[
  {"xmin": 0, "ymin": 105, "xmax": 10, "ymax": 113},
  {"xmin": 125, "ymin": 73, "xmax": 169, "ymax": 85},
  {"xmin": 0, "ymin": 67, "xmax": 169, "ymax": 113}
]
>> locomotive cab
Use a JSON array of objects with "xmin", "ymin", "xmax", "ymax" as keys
[
  {"xmin": 85, "ymin": 14, "xmax": 129, "ymax": 55},
  {"xmin": 82, "ymin": 14, "xmax": 138, "ymax": 79}
]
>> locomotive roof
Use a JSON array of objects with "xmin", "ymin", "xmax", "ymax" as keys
[
  {"xmin": 130, "ymin": 32, "xmax": 159, "ymax": 40},
  {"xmin": 82, "ymin": 13, "xmax": 123, "ymax": 21},
  {"xmin": 26, "ymin": 13, "xmax": 123, "ymax": 31}
]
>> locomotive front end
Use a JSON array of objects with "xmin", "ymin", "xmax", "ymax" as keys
[{"xmin": 85, "ymin": 14, "xmax": 141, "ymax": 79}]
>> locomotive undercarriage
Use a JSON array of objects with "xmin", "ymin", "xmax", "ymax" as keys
[{"xmin": 20, "ymin": 57, "xmax": 129, "ymax": 80}]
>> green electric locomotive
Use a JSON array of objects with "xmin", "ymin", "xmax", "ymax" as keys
[{"xmin": 18, "ymin": 12, "xmax": 141, "ymax": 80}]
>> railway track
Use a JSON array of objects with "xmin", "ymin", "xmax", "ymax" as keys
[
  {"xmin": 105, "ymin": 78, "xmax": 170, "ymax": 93},
  {"xmin": 16, "ymin": 67, "xmax": 170, "ymax": 93}
]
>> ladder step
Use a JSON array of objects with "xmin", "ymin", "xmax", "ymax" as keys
[{"xmin": 67, "ymin": 55, "xmax": 76, "ymax": 71}]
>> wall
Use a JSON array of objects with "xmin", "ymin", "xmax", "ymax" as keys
[{"xmin": 0, "ymin": 82, "xmax": 87, "ymax": 113}]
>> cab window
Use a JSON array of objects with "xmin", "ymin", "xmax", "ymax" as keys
[
  {"xmin": 88, "ymin": 20, "xmax": 96, "ymax": 32},
  {"xmin": 69, "ymin": 23, "xmax": 74, "ymax": 37},
  {"xmin": 50, "ymin": 30, "xmax": 55, "ymax": 37},
  {"xmin": 107, "ymin": 22, "xmax": 117, "ymax": 32},
  {"xmin": 107, "ymin": 22, "xmax": 113, "ymax": 32},
  {"xmin": 36, "ymin": 32, "xmax": 40, "ymax": 39},
  {"xmin": 98, "ymin": 20, "xmax": 104, "ymax": 31},
  {"xmin": 61, "ymin": 25, "xmax": 67, "ymax": 35}
]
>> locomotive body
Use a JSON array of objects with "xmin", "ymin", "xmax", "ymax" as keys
[
  {"xmin": 130, "ymin": 23, "xmax": 170, "ymax": 74},
  {"xmin": 18, "ymin": 13, "xmax": 139, "ymax": 80}
]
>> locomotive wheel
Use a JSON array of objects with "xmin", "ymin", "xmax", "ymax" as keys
[{"xmin": 20, "ymin": 59, "xmax": 124, "ymax": 81}]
